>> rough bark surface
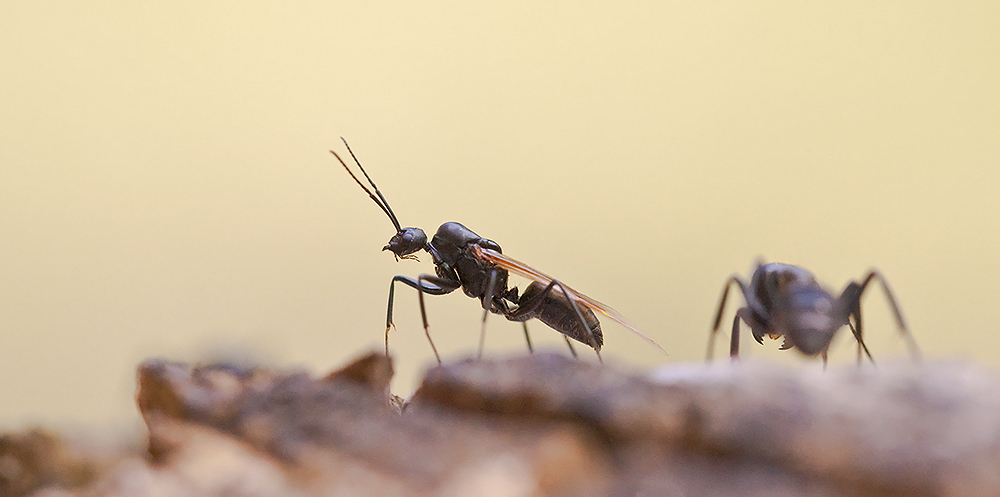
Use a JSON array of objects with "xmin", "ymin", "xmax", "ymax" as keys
[{"xmin": 5, "ymin": 352, "xmax": 1000, "ymax": 497}]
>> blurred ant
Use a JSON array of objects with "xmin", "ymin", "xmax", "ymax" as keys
[
  {"xmin": 708, "ymin": 261, "xmax": 920, "ymax": 366},
  {"xmin": 332, "ymin": 138, "xmax": 665, "ymax": 364}
]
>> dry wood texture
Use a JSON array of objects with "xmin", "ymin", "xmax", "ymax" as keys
[{"xmin": 3, "ymin": 352, "xmax": 1000, "ymax": 497}]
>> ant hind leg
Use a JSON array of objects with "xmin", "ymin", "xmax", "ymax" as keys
[
  {"xmin": 842, "ymin": 271, "xmax": 920, "ymax": 361},
  {"xmin": 503, "ymin": 279, "xmax": 601, "ymax": 363}
]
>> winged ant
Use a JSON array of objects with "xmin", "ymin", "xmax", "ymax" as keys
[
  {"xmin": 331, "ymin": 138, "xmax": 665, "ymax": 364},
  {"xmin": 707, "ymin": 261, "xmax": 920, "ymax": 366}
]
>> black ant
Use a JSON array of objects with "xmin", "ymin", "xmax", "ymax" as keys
[
  {"xmin": 708, "ymin": 261, "xmax": 920, "ymax": 366},
  {"xmin": 331, "ymin": 138, "xmax": 665, "ymax": 364}
]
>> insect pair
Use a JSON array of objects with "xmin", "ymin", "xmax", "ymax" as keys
[
  {"xmin": 331, "ymin": 139, "xmax": 666, "ymax": 364},
  {"xmin": 334, "ymin": 139, "xmax": 920, "ymax": 365},
  {"xmin": 707, "ymin": 261, "xmax": 921, "ymax": 365}
]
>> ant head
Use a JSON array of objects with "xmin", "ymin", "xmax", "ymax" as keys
[
  {"xmin": 332, "ymin": 138, "xmax": 427, "ymax": 261},
  {"xmin": 383, "ymin": 227, "xmax": 427, "ymax": 259}
]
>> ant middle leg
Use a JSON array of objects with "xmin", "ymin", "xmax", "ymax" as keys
[{"xmin": 476, "ymin": 269, "xmax": 538, "ymax": 359}]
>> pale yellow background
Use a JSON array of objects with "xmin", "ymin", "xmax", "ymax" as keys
[{"xmin": 1, "ymin": 2, "xmax": 998, "ymax": 431}]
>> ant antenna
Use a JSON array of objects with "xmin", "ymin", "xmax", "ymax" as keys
[{"xmin": 331, "ymin": 138, "xmax": 403, "ymax": 233}]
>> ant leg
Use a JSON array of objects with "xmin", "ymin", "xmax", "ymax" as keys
[
  {"xmin": 729, "ymin": 312, "xmax": 742, "ymax": 362},
  {"xmin": 518, "ymin": 321, "xmax": 572, "ymax": 357},
  {"xmin": 477, "ymin": 324, "xmax": 486, "ymax": 358},
  {"xmin": 549, "ymin": 280, "xmax": 601, "ymax": 363},
  {"xmin": 847, "ymin": 308, "xmax": 876, "ymax": 366},
  {"xmin": 842, "ymin": 271, "xmax": 920, "ymax": 360},
  {"xmin": 504, "ymin": 280, "xmax": 602, "ymax": 363},
  {"xmin": 416, "ymin": 274, "xmax": 465, "ymax": 364},
  {"xmin": 564, "ymin": 336, "xmax": 577, "ymax": 358},
  {"xmin": 854, "ymin": 304, "xmax": 863, "ymax": 364},
  {"xmin": 822, "ymin": 351, "xmax": 828, "ymax": 370},
  {"xmin": 478, "ymin": 269, "xmax": 503, "ymax": 360},
  {"xmin": 386, "ymin": 275, "xmax": 459, "ymax": 364},
  {"xmin": 852, "ymin": 306, "xmax": 862, "ymax": 365},
  {"xmin": 387, "ymin": 276, "xmax": 452, "ymax": 356},
  {"xmin": 513, "ymin": 307, "xmax": 576, "ymax": 358},
  {"xmin": 708, "ymin": 276, "xmax": 749, "ymax": 361},
  {"xmin": 504, "ymin": 287, "xmax": 535, "ymax": 355}
]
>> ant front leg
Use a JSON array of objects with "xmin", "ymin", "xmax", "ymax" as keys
[
  {"xmin": 841, "ymin": 270, "xmax": 920, "ymax": 361},
  {"xmin": 386, "ymin": 274, "xmax": 460, "ymax": 364},
  {"xmin": 416, "ymin": 274, "xmax": 465, "ymax": 364},
  {"xmin": 708, "ymin": 276, "xmax": 749, "ymax": 361}
]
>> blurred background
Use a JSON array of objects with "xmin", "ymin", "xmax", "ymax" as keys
[{"xmin": 1, "ymin": 2, "xmax": 998, "ymax": 432}]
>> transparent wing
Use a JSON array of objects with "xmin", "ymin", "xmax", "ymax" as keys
[{"xmin": 473, "ymin": 246, "xmax": 667, "ymax": 355}]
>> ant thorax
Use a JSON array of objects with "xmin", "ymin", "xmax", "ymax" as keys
[{"xmin": 758, "ymin": 263, "xmax": 817, "ymax": 290}]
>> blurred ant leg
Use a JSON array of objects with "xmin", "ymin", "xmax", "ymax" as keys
[
  {"xmin": 847, "ymin": 309, "xmax": 876, "ymax": 366},
  {"xmin": 844, "ymin": 271, "xmax": 920, "ymax": 360},
  {"xmin": 854, "ymin": 303, "xmax": 863, "ymax": 364},
  {"xmin": 505, "ymin": 279, "xmax": 602, "ymax": 363},
  {"xmin": 407, "ymin": 274, "xmax": 461, "ymax": 364},
  {"xmin": 522, "ymin": 323, "xmax": 533, "ymax": 354},
  {"xmin": 822, "ymin": 350, "xmax": 828, "ymax": 370},
  {"xmin": 519, "ymin": 322, "xmax": 574, "ymax": 357},
  {"xmin": 564, "ymin": 336, "xmax": 577, "ymax": 358},
  {"xmin": 551, "ymin": 279, "xmax": 602, "ymax": 364},
  {"xmin": 386, "ymin": 275, "xmax": 456, "ymax": 361},
  {"xmin": 477, "ymin": 269, "xmax": 504, "ymax": 359},
  {"xmin": 515, "ymin": 311, "xmax": 579, "ymax": 358},
  {"xmin": 708, "ymin": 276, "xmax": 749, "ymax": 361},
  {"xmin": 729, "ymin": 313, "xmax": 742, "ymax": 361}
]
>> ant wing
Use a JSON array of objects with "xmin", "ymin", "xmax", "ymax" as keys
[{"xmin": 473, "ymin": 246, "xmax": 667, "ymax": 355}]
